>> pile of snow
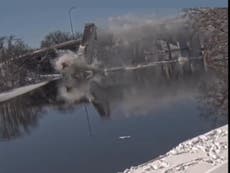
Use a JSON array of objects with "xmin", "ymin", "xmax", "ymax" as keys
[{"xmin": 120, "ymin": 125, "xmax": 228, "ymax": 173}]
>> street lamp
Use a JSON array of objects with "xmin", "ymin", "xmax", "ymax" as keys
[{"xmin": 68, "ymin": 6, "xmax": 77, "ymax": 38}]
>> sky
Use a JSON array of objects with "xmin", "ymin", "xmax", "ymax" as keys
[{"xmin": 0, "ymin": 0, "xmax": 228, "ymax": 48}]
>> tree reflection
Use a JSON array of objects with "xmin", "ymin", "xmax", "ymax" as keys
[
  {"xmin": 0, "ymin": 81, "xmax": 59, "ymax": 140},
  {"xmin": 196, "ymin": 71, "xmax": 228, "ymax": 126},
  {"xmin": 0, "ymin": 97, "xmax": 43, "ymax": 140}
]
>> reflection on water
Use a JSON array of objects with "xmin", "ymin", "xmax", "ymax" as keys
[
  {"xmin": 0, "ymin": 64, "xmax": 227, "ymax": 140},
  {"xmin": 0, "ymin": 82, "xmax": 59, "ymax": 140},
  {"xmin": 196, "ymin": 70, "xmax": 228, "ymax": 127},
  {"xmin": 0, "ymin": 98, "xmax": 41, "ymax": 140},
  {"xmin": 0, "ymin": 63, "xmax": 228, "ymax": 173}
]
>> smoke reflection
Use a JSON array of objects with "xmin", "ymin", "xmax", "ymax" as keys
[{"xmin": 0, "ymin": 65, "xmax": 227, "ymax": 141}]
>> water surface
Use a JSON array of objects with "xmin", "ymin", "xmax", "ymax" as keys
[{"xmin": 0, "ymin": 68, "xmax": 227, "ymax": 173}]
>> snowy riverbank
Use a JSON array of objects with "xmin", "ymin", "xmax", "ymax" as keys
[{"xmin": 120, "ymin": 125, "xmax": 228, "ymax": 173}]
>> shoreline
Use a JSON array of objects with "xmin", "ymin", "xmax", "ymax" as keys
[{"xmin": 120, "ymin": 124, "xmax": 228, "ymax": 173}]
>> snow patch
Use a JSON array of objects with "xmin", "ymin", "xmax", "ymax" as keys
[{"xmin": 120, "ymin": 125, "xmax": 228, "ymax": 173}]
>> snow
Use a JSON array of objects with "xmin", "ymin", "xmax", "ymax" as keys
[
  {"xmin": 120, "ymin": 125, "xmax": 228, "ymax": 173},
  {"xmin": 206, "ymin": 161, "xmax": 228, "ymax": 173},
  {"xmin": 39, "ymin": 74, "xmax": 62, "ymax": 78}
]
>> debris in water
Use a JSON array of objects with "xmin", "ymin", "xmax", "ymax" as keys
[{"xmin": 119, "ymin": 136, "xmax": 131, "ymax": 140}]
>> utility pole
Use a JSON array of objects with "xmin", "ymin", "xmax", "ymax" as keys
[{"xmin": 68, "ymin": 6, "xmax": 77, "ymax": 38}]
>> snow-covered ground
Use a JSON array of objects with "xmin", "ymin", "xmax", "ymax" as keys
[{"xmin": 120, "ymin": 125, "xmax": 228, "ymax": 173}]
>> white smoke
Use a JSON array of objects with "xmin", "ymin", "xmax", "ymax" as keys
[
  {"xmin": 57, "ymin": 80, "xmax": 91, "ymax": 103},
  {"xmin": 53, "ymin": 12, "xmax": 198, "ymax": 73},
  {"xmin": 97, "ymin": 13, "xmax": 190, "ymax": 46},
  {"xmin": 54, "ymin": 45, "xmax": 89, "ymax": 74},
  {"xmin": 91, "ymin": 12, "xmax": 195, "ymax": 67}
]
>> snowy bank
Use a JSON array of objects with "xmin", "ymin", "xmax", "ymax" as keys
[{"xmin": 120, "ymin": 125, "xmax": 228, "ymax": 173}]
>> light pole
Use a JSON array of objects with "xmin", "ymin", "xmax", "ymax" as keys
[{"xmin": 68, "ymin": 6, "xmax": 76, "ymax": 38}]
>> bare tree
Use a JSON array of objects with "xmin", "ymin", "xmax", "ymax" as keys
[
  {"xmin": 0, "ymin": 36, "xmax": 35, "ymax": 91},
  {"xmin": 40, "ymin": 30, "xmax": 82, "ymax": 48}
]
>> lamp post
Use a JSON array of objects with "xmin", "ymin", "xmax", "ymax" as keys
[{"xmin": 68, "ymin": 6, "xmax": 76, "ymax": 38}]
